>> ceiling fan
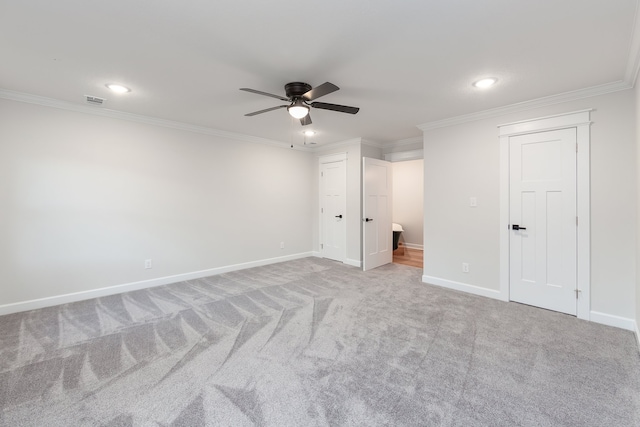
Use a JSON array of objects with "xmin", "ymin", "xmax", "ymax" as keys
[{"xmin": 240, "ymin": 82, "xmax": 359, "ymax": 126}]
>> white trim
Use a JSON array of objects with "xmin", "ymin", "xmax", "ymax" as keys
[
  {"xmin": 0, "ymin": 252, "xmax": 314, "ymax": 316},
  {"xmin": 418, "ymin": 81, "xmax": 628, "ymax": 131},
  {"xmin": 575, "ymin": 123, "xmax": 591, "ymax": 319},
  {"xmin": 402, "ymin": 243, "xmax": 424, "ymax": 250},
  {"xmin": 497, "ymin": 109, "xmax": 593, "ymax": 136},
  {"xmin": 0, "ymin": 88, "xmax": 306, "ymax": 151},
  {"xmin": 590, "ymin": 311, "xmax": 637, "ymax": 332},
  {"xmin": 422, "ymin": 275, "xmax": 507, "ymax": 301},
  {"xmin": 384, "ymin": 149, "xmax": 424, "ymax": 162},
  {"xmin": 624, "ymin": 0, "xmax": 640, "ymax": 86},
  {"xmin": 318, "ymin": 152, "xmax": 348, "ymax": 163},
  {"xmin": 345, "ymin": 258, "xmax": 362, "ymax": 268},
  {"xmin": 499, "ymin": 110, "xmax": 591, "ymax": 320}
]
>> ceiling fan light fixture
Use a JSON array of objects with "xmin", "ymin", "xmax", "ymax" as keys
[{"xmin": 288, "ymin": 100, "xmax": 310, "ymax": 119}]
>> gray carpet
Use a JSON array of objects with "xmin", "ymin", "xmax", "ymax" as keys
[{"xmin": 1, "ymin": 258, "xmax": 639, "ymax": 426}]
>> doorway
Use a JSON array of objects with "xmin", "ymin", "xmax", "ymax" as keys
[
  {"xmin": 390, "ymin": 158, "xmax": 424, "ymax": 269},
  {"xmin": 499, "ymin": 110, "xmax": 591, "ymax": 320}
]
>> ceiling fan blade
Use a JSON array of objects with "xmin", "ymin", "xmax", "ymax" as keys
[
  {"xmin": 302, "ymin": 82, "xmax": 339, "ymax": 101},
  {"xmin": 311, "ymin": 102, "xmax": 359, "ymax": 114},
  {"xmin": 300, "ymin": 114, "xmax": 312, "ymax": 126},
  {"xmin": 240, "ymin": 88, "xmax": 289, "ymax": 102},
  {"xmin": 245, "ymin": 105, "xmax": 287, "ymax": 116}
]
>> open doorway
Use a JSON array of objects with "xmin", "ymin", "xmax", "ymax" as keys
[{"xmin": 391, "ymin": 158, "xmax": 424, "ymax": 268}]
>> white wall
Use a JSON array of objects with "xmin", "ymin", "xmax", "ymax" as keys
[
  {"xmin": 392, "ymin": 159, "xmax": 424, "ymax": 247},
  {"xmin": 423, "ymin": 89, "xmax": 636, "ymax": 323},
  {"xmin": 0, "ymin": 98, "xmax": 314, "ymax": 309}
]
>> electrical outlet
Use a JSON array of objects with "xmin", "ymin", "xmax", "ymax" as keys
[
  {"xmin": 280, "ymin": 242, "xmax": 285, "ymax": 249},
  {"xmin": 462, "ymin": 262, "xmax": 469, "ymax": 273},
  {"xmin": 469, "ymin": 197, "xmax": 477, "ymax": 207},
  {"xmin": 145, "ymin": 259, "xmax": 152, "ymax": 269}
]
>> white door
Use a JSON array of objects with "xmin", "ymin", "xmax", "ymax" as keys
[
  {"xmin": 320, "ymin": 160, "xmax": 346, "ymax": 262},
  {"xmin": 363, "ymin": 157, "xmax": 392, "ymax": 271},
  {"xmin": 509, "ymin": 128, "xmax": 577, "ymax": 315}
]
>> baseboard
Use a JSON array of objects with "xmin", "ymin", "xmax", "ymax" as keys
[
  {"xmin": 422, "ymin": 275, "xmax": 507, "ymax": 301},
  {"xmin": 344, "ymin": 258, "xmax": 362, "ymax": 268},
  {"xmin": 402, "ymin": 243, "xmax": 424, "ymax": 250},
  {"xmin": 0, "ymin": 251, "xmax": 314, "ymax": 316},
  {"xmin": 589, "ymin": 311, "xmax": 637, "ymax": 332}
]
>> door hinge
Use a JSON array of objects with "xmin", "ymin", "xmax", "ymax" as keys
[
  {"xmin": 321, "ymin": 207, "xmax": 323, "ymax": 213},
  {"xmin": 575, "ymin": 289, "xmax": 581, "ymax": 299},
  {"xmin": 321, "ymin": 171, "xmax": 324, "ymax": 177},
  {"xmin": 320, "ymin": 243, "xmax": 323, "ymax": 249},
  {"xmin": 576, "ymin": 216, "xmax": 578, "ymax": 226}
]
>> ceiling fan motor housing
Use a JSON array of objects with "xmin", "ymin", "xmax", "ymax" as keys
[
  {"xmin": 285, "ymin": 82, "xmax": 312, "ymax": 99},
  {"xmin": 240, "ymin": 81, "xmax": 358, "ymax": 124}
]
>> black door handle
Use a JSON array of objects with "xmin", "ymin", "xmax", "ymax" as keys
[
  {"xmin": 335, "ymin": 215, "xmax": 342, "ymax": 218},
  {"xmin": 512, "ymin": 224, "xmax": 527, "ymax": 230},
  {"xmin": 364, "ymin": 218, "xmax": 373, "ymax": 222}
]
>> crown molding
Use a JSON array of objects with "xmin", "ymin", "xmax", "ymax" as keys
[
  {"xmin": 417, "ymin": 80, "xmax": 631, "ymax": 132},
  {"xmin": 0, "ymin": 88, "xmax": 305, "ymax": 151},
  {"xmin": 624, "ymin": 0, "xmax": 640, "ymax": 86}
]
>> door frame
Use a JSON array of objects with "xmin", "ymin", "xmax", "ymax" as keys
[
  {"xmin": 318, "ymin": 152, "xmax": 348, "ymax": 262},
  {"xmin": 498, "ymin": 110, "xmax": 592, "ymax": 320}
]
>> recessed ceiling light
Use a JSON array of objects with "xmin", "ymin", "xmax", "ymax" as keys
[
  {"xmin": 304, "ymin": 130, "xmax": 316, "ymax": 136},
  {"xmin": 473, "ymin": 78, "xmax": 497, "ymax": 89},
  {"xmin": 106, "ymin": 84, "xmax": 131, "ymax": 93}
]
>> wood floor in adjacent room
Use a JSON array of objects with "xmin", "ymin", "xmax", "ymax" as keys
[{"xmin": 393, "ymin": 245, "xmax": 423, "ymax": 268}]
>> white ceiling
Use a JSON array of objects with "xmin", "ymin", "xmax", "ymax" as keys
[{"xmin": 1, "ymin": 0, "xmax": 638, "ymax": 146}]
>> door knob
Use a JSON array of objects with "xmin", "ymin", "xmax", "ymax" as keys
[
  {"xmin": 335, "ymin": 215, "xmax": 343, "ymax": 218},
  {"xmin": 512, "ymin": 224, "xmax": 527, "ymax": 230},
  {"xmin": 363, "ymin": 218, "xmax": 373, "ymax": 222}
]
